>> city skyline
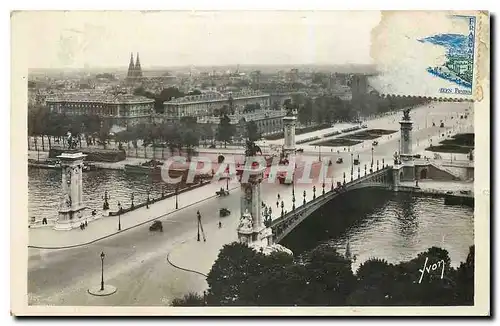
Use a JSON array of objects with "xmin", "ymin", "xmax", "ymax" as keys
[{"xmin": 15, "ymin": 11, "xmax": 381, "ymax": 69}]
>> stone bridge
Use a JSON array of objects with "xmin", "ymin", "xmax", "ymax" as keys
[{"xmin": 270, "ymin": 165, "xmax": 394, "ymax": 243}]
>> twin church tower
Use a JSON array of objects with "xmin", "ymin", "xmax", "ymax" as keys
[{"xmin": 126, "ymin": 52, "xmax": 143, "ymax": 81}]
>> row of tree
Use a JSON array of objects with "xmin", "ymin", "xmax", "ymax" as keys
[
  {"xmin": 172, "ymin": 243, "xmax": 474, "ymax": 306},
  {"xmin": 286, "ymin": 93, "xmax": 430, "ymax": 126},
  {"xmin": 28, "ymin": 106, "xmax": 261, "ymax": 152}
]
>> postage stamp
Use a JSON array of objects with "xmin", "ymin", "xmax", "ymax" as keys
[{"xmin": 370, "ymin": 11, "xmax": 489, "ymax": 101}]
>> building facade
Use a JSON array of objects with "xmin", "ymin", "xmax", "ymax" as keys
[
  {"xmin": 197, "ymin": 109, "xmax": 286, "ymax": 138},
  {"xmin": 163, "ymin": 90, "xmax": 270, "ymax": 120},
  {"xmin": 46, "ymin": 93, "xmax": 154, "ymax": 127}
]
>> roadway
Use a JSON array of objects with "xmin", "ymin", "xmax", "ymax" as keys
[{"xmin": 27, "ymin": 101, "xmax": 473, "ymax": 306}]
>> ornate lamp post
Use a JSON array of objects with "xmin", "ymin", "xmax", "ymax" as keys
[
  {"xmin": 292, "ymin": 179, "xmax": 296, "ymax": 210},
  {"xmin": 117, "ymin": 202, "xmax": 122, "ymax": 231},
  {"xmin": 175, "ymin": 185, "xmax": 179, "ymax": 209},
  {"xmin": 313, "ymin": 185, "xmax": 316, "ymax": 199},
  {"xmin": 343, "ymin": 172, "xmax": 346, "ymax": 185},
  {"xmin": 322, "ymin": 175, "xmax": 325, "ymax": 195},
  {"xmin": 281, "ymin": 201, "xmax": 284, "ymax": 217},
  {"xmin": 103, "ymin": 190, "xmax": 110, "ymax": 210},
  {"xmin": 226, "ymin": 175, "xmax": 229, "ymax": 190},
  {"xmin": 350, "ymin": 153, "xmax": 354, "ymax": 181},
  {"xmin": 303, "ymin": 190, "xmax": 306, "ymax": 205},
  {"xmin": 364, "ymin": 164, "xmax": 367, "ymax": 176},
  {"xmin": 371, "ymin": 147, "xmax": 374, "ymax": 172},
  {"xmin": 197, "ymin": 210, "xmax": 201, "ymax": 242},
  {"xmin": 358, "ymin": 165, "xmax": 360, "ymax": 178},
  {"xmin": 130, "ymin": 193, "xmax": 134, "ymax": 209},
  {"xmin": 382, "ymin": 158, "xmax": 385, "ymax": 168},
  {"xmin": 377, "ymin": 159, "xmax": 379, "ymax": 171},
  {"xmin": 100, "ymin": 251, "xmax": 105, "ymax": 291}
]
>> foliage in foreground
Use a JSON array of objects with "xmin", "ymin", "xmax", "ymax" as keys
[{"xmin": 172, "ymin": 243, "xmax": 475, "ymax": 306}]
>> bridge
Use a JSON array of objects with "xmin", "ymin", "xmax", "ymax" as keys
[
  {"xmin": 270, "ymin": 164, "xmax": 394, "ymax": 243},
  {"xmin": 269, "ymin": 161, "xmax": 474, "ymax": 244}
]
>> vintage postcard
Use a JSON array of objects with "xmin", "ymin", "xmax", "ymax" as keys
[{"xmin": 11, "ymin": 10, "xmax": 490, "ymax": 316}]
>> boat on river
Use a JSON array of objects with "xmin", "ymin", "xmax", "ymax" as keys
[{"xmin": 28, "ymin": 159, "xmax": 97, "ymax": 172}]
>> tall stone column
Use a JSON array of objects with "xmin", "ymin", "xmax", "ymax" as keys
[
  {"xmin": 399, "ymin": 109, "xmax": 415, "ymax": 181},
  {"xmin": 55, "ymin": 151, "xmax": 89, "ymax": 230},
  {"xmin": 282, "ymin": 112, "xmax": 297, "ymax": 158}
]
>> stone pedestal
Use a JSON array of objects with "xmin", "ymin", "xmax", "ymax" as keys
[
  {"xmin": 55, "ymin": 151, "xmax": 89, "ymax": 230},
  {"xmin": 237, "ymin": 163, "xmax": 292, "ymax": 256}
]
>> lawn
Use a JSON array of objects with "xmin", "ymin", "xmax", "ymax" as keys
[{"xmin": 311, "ymin": 139, "xmax": 363, "ymax": 147}]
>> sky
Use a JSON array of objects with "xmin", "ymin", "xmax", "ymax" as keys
[{"xmin": 13, "ymin": 11, "xmax": 381, "ymax": 69}]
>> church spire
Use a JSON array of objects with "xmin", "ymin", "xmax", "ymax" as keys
[
  {"xmin": 135, "ymin": 52, "xmax": 142, "ymax": 77},
  {"xmin": 127, "ymin": 52, "xmax": 135, "ymax": 78}
]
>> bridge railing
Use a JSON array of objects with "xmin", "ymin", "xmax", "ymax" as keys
[{"xmin": 270, "ymin": 165, "xmax": 393, "ymax": 228}]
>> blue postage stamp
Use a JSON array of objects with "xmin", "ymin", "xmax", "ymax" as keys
[{"xmin": 370, "ymin": 11, "xmax": 487, "ymax": 101}]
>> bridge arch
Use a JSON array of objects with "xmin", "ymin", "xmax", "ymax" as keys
[{"xmin": 420, "ymin": 168, "xmax": 428, "ymax": 179}]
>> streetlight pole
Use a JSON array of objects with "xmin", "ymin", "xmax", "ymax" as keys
[
  {"xmin": 350, "ymin": 153, "xmax": 354, "ymax": 181},
  {"xmin": 175, "ymin": 185, "xmax": 179, "ymax": 209},
  {"xmin": 226, "ymin": 176, "xmax": 229, "ymax": 190},
  {"xmin": 371, "ymin": 147, "xmax": 374, "ymax": 171},
  {"xmin": 117, "ymin": 202, "xmax": 122, "ymax": 231},
  {"xmin": 197, "ymin": 211, "xmax": 201, "ymax": 242},
  {"xmin": 100, "ymin": 252, "xmax": 105, "ymax": 291}
]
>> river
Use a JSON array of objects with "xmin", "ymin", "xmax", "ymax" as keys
[
  {"xmin": 28, "ymin": 167, "xmax": 177, "ymax": 222},
  {"xmin": 281, "ymin": 188, "xmax": 474, "ymax": 269}
]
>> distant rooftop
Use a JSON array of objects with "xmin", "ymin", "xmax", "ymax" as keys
[
  {"xmin": 165, "ymin": 90, "xmax": 269, "ymax": 105},
  {"xmin": 46, "ymin": 92, "xmax": 155, "ymax": 104}
]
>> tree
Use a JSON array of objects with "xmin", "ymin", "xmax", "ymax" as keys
[
  {"xmin": 171, "ymin": 292, "xmax": 205, "ymax": 306},
  {"xmin": 454, "ymin": 245, "xmax": 474, "ymax": 305},
  {"xmin": 216, "ymin": 114, "xmax": 235, "ymax": 148},
  {"xmin": 206, "ymin": 242, "xmax": 266, "ymax": 305},
  {"xmin": 246, "ymin": 120, "xmax": 261, "ymax": 143},
  {"xmin": 98, "ymin": 119, "xmax": 111, "ymax": 149}
]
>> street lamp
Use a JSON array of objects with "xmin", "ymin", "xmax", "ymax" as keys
[
  {"xmin": 350, "ymin": 153, "xmax": 354, "ymax": 181},
  {"xmin": 117, "ymin": 202, "xmax": 122, "ymax": 231},
  {"xmin": 371, "ymin": 147, "xmax": 374, "ymax": 170},
  {"xmin": 281, "ymin": 201, "xmax": 284, "ymax": 216},
  {"xmin": 197, "ymin": 210, "xmax": 201, "ymax": 242},
  {"xmin": 313, "ymin": 185, "xmax": 316, "ymax": 199},
  {"xmin": 226, "ymin": 176, "xmax": 229, "ymax": 190},
  {"xmin": 100, "ymin": 251, "xmax": 105, "ymax": 291},
  {"xmin": 175, "ymin": 185, "xmax": 179, "ymax": 209},
  {"xmin": 102, "ymin": 190, "xmax": 110, "ymax": 210},
  {"xmin": 130, "ymin": 193, "xmax": 134, "ymax": 209},
  {"xmin": 303, "ymin": 190, "xmax": 306, "ymax": 205}
]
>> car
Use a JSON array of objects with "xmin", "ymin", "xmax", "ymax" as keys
[
  {"xmin": 413, "ymin": 154, "xmax": 422, "ymax": 159},
  {"xmin": 220, "ymin": 208, "xmax": 231, "ymax": 217},
  {"xmin": 149, "ymin": 220, "xmax": 163, "ymax": 232},
  {"xmin": 372, "ymin": 141, "xmax": 379, "ymax": 146},
  {"xmin": 354, "ymin": 159, "xmax": 360, "ymax": 165},
  {"xmin": 296, "ymin": 148, "xmax": 304, "ymax": 153},
  {"xmin": 209, "ymin": 144, "xmax": 216, "ymax": 149},
  {"xmin": 336, "ymin": 157, "xmax": 343, "ymax": 164}
]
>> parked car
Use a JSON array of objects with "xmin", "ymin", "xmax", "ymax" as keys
[
  {"xmin": 336, "ymin": 157, "xmax": 343, "ymax": 164},
  {"xmin": 149, "ymin": 220, "xmax": 163, "ymax": 232},
  {"xmin": 354, "ymin": 158, "xmax": 360, "ymax": 165},
  {"xmin": 372, "ymin": 141, "xmax": 379, "ymax": 146},
  {"xmin": 413, "ymin": 154, "xmax": 421, "ymax": 159},
  {"xmin": 219, "ymin": 208, "xmax": 231, "ymax": 217},
  {"xmin": 296, "ymin": 148, "xmax": 304, "ymax": 153}
]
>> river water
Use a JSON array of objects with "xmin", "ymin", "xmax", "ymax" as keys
[
  {"xmin": 29, "ymin": 168, "xmax": 474, "ymax": 269},
  {"xmin": 281, "ymin": 188, "xmax": 474, "ymax": 269},
  {"xmin": 28, "ymin": 167, "xmax": 177, "ymax": 222}
]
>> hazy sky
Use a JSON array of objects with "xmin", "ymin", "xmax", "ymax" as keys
[{"xmin": 15, "ymin": 11, "xmax": 381, "ymax": 69}]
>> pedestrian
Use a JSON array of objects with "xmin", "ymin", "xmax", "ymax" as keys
[
  {"xmin": 80, "ymin": 223, "xmax": 83, "ymax": 230},
  {"xmin": 85, "ymin": 220, "xmax": 88, "ymax": 227},
  {"xmin": 218, "ymin": 221, "xmax": 222, "ymax": 228}
]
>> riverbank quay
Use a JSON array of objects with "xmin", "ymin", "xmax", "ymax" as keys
[{"xmin": 28, "ymin": 179, "xmax": 238, "ymax": 249}]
